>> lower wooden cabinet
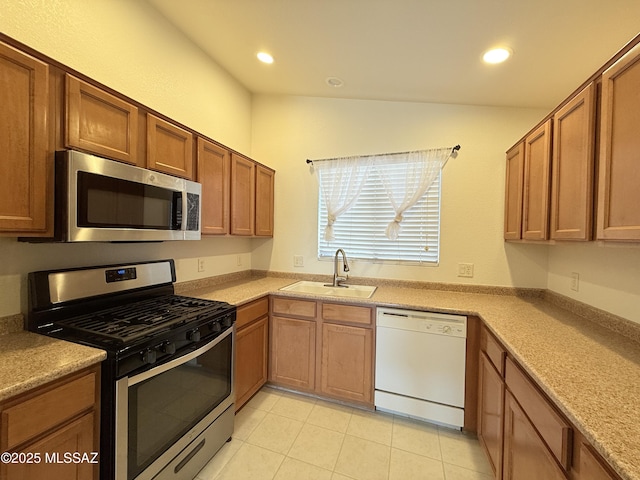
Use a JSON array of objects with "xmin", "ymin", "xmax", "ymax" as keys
[
  {"xmin": 575, "ymin": 441, "xmax": 618, "ymax": 480},
  {"xmin": 477, "ymin": 352, "xmax": 505, "ymax": 479},
  {"xmin": 3, "ymin": 413, "xmax": 95, "ymax": 480},
  {"xmin": 0, "ymin": 365, "xmax": 100, "ymax": 480},
  {"xmin": 235, "ymin": 297, "xmax": 269, "ymax": 410},
  {"xmin": 270, "ymin": 315, "xmax": 316, "ymax": 390},
  {"xmin": 503, "ymin": 391, "xmax": 567, "ymax": 480},
  {"xmin": 269, "ymin": 296, "xmax": 374, "ymax": 406},
  {"xmin": 320, "ymin": 323, "xmax": 373, "ymax": 404}
]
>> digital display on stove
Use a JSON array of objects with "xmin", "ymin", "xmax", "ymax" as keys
[{"xmin": 105, "ymin": 267, "xmax": 137, "ymax": 283}]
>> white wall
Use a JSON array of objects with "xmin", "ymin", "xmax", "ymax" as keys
[
  {"xmin": 251, "ymin": 95, "xmax": 549, "ymax": 287},
  {"xmin": 547, "ymin": 244, "xmax": 640, "ymax": 323},
  {"xmin": 0, "ymin": 0, "xmax": 256, "ymax": 317}
]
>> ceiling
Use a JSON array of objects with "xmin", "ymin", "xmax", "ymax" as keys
[{"xmin": 146, "ymin": 0, "xmax": 640, "ymax": 109}]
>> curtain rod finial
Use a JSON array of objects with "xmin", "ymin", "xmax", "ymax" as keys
[
  {"xmin": 453, "ymin": 145, "xmax": 461, "ymax": 152},
  {"xmin": 306, "ymin": 159, "xmax": 313, "ymax": 164}
]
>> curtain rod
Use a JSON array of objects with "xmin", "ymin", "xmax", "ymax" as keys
[{"xmin": 305, "ymin": 144, "xmax": 460, "ymax": 165}]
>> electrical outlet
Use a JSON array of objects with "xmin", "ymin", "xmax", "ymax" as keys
[
  {"xmin": 293, "ymin": 255, "xmax": 304, "ymax": 267},
  {"xmin": 237, "ymin": 255, "xmax": 242, "ymax": 266},
  {"xmin": 197, "ymin": 258, "xmax": 205, "ymax": 272},
  {"xmin": 457, "ymin": 263, "xmax": 474, "ymax": 278},
  {"xmin": 571, "ymin": 272, "xmax": 579, "ymax": 292}
]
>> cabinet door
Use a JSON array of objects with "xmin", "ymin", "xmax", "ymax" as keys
[
  {"xmin": 255, "ymin": 165, "xmax": 275, "ymax": 237},
  {"xmin": 2, "ymin": 413, "xmax": 95, "ymax": 480},
  {"xmin": 235, "ymin": 316, "xmax": 268, "ymax": 410},
  {"xmin": 576, "ymin": 442, "xmax": 617, "ymax": 480},
  {"xmin": 270, "ymin": 316, "xmax": 316, "ymax": 390},
  {"xmin": 504, "ymin": 142, "xmax": 525, "ymax": 240},
  {"xmin": 320, "ymin": 323, "xmax": 373, "ymax": 404},
  {"xmin": 503, "ymin": 392, "xmax": 567, "ymax": 480},
  {"xmin": 597, "ymin": 43, "xmax": 640, "ymax": 240},
  {"xmin": 65, "ymin": 74, "xmax": 139, "ymax": 165},
  {"xmin": 147, "ymin": 114, "xmax": 194, "ymax": 179},
  {"xmin": 230, "ymin": 153, "xmax": 256, "ymax": 235},
  {"xmin": 522, "ymin": 119, "xmax": 552, "ymax": 240},
  {"xmin": 550, "ymin": 83, "xmax": 596, "ymax": 240},
  {"xmin": 197, "ymin": 138, "xmax": 230, "ymax": 235},
  {"xmin": 478, "ymin": 353, "xmax": 505, "ymax": 479},
  {"xmin": 0, "ymin": 41, "xmax": 50, "ymax": 233}
]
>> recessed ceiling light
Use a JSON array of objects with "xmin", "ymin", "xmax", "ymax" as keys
[
  {"xmin": 257, "ymin": 52, "xmax": 274, "ymax": 64},
  {"xmin": 483, "ymin": 47, "xmax": 512, "ymax": 64},
  {"xmin": 326, "ymin": 77, "xmax": 344, "ymax": 87}
]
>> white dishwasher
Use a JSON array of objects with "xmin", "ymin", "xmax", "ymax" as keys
[{"xmin": 375, "ymin": 307, "xmax": 467, "ymax": 428}]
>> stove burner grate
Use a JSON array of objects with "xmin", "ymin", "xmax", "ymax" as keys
[{"xmin": 56, "ymin": 295, "xmax": 229, "ymax": 343}]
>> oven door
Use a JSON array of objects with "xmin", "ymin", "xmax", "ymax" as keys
[{"xmin": 115, "ymin": 327, "xmax": 234, "ymax": 480}]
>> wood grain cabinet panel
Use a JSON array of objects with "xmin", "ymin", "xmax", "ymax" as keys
[
  {"xmin": 320, "ymin": 323, "xmax": 373, "ymax": 404},
  {"xmin": 477, "ymin": 352, "xmax": 505, "ymax": 479},
  {"xmin": 2, "ymin": 413, "xmax": 95, "ymax": 480},
  {"xmin": 65, "ymin": 74, "xmax": 139, "ymax": 165},
  {"xmin": 147, "ymin": 114, "xmax": 194, "ymax": 179},
  {"xmin": 0, "ymin": 41, "xmax": 50, "ymax": 234},
  {"xmin": 505, "ymin": 357, "xmax": 572, "ymax": 470},
  {"xmin": 597, "ymin": 43, "xmax": 640, "ymax": 240},
  {"xmin": 271, "ymin": 297, "xmax": 317, "ymax": 319},
  {"xmin": 270, "ymin": 316, "xmax": 316, "ymax": 391},
  {"xmin": 322, "ymin": 303, "xmax": 372, "ymax": 326},
  {"xmin": 197, "ymin": 138, "xmax": 230, "ymax": 235},
  {"xmin": 503, "ymin": 391, "xmax": 567, "ymax": 480},
  {"xmin": 576, "ymin": 442, "xmax": 618, "ymax": 480},
  {"xmin": 550, "ymin": 83, "xmax": 596, "ymax": 240},
  {"xmin": 522, "ymin": 119, "xmax": 553, "ymax": 240},
  {"xmin": 0, "ymin": 366, "xmax": 99, "ymax": 480},
  {"xmin": 235, "ymin": 316, "xmax": 268, "ymax": 410},
  {"xmin": 504, "ymin": 142, "xmax": 525, "ymax": 240},
  {"xmin": 255, "ymin": 164, "xmax": 275, "ymax": 237},
  {"xmin": 230, "ymin": 153, "xmax": 256, "ymax": 235}
]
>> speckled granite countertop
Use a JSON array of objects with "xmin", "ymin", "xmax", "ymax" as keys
[
  {"xmin": 182, "ymin": 275, "xmax": 640, "ymax": 480},
  {"xmin": 0, "ymin": 331, "xmax": 106, "ymax": 402}
]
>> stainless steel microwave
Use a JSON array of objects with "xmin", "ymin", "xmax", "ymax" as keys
[{"xmin": 50, "ymin": 150, "xmax": 201, "ymax": 242}]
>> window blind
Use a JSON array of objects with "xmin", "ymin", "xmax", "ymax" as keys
[{"xmin": 318, "ymin": 165, "xmax": 441, "ymax": 264}]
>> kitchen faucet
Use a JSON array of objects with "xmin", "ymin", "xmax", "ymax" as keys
[{"xmin": 327, "ymin": 248, "xmax": 350, "ymax": 287}]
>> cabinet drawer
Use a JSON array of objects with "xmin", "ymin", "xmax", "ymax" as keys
[
  {"xmin": 482, "ymin": 328, "xmax": 506, "ymax": 376},
  {"xmin": 322, "ymin": 303, "xmax": 372, "ymax": 326},
  {"xmin": 237, "ymin": 297, "xmax": 269, "ymax": 330},
  {"xmin": 505, "ymin": 357, "xmax": 572, "ymax": 470},
  {"xmin": 579, "ymin": 442, "xmax": 618, "ymax": 480},
  {"xmin": 272, "ymin": 297, "xmax": 317, "ymax": 319},
  {"xmin": 2, "ymin": 371, "xmax": 96, "ymax": 450}
]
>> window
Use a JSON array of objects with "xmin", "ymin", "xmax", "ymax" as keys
[{"xmin": 318, "ymin": 165, "xmax": 441, "ymax": 265}]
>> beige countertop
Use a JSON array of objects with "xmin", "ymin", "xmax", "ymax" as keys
[
  {"xmin": 183, "ymin": 275, "xmax": 640, "ymax": 480},
  {"xmin": 0, "ymin": 331, "xmax": 106, "ymax": 402}
]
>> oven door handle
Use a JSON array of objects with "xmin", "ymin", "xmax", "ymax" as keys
[{"xmin": 127, "ymin": 326, "xmax": 233, "ymax": 387}]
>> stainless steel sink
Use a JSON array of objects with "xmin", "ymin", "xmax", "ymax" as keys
[{"xmin": 280, "ymin": 281, "xmax": 377, "ymax": 299}]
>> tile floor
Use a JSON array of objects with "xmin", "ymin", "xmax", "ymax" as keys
[{"xmin": 196, "ymin": 387, "xmax": 493, "ymax": 480}]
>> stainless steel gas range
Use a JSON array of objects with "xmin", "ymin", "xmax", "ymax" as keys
[{"xmin": 27, "ymin": 259, "xmax": 236, "ymax": 480}]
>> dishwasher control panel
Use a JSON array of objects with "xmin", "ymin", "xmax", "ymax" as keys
[{"xmin": 376, "ymin": 307, "xmax": 467, "ymax": 338}]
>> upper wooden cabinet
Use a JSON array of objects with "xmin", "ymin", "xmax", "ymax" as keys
[
  {"xmin": 597, "ymin": 43, "xmax": 640, "ymax": 241},
  {"xmin": 504, "ymin": 142, "xmax": 525, "ymax": 240},
  {"xmin": 197, "ymin": 138, "xmax": 230, "ymax": 235},
  {"xmin": 65, "ymin": 74, "xmax": 139, "ymax": 165},
  {"xmin": 230, "ymin": 153, "xmax": 256, "ymax": 236},
  {"xmin": 147, "ymin": 114, "xmax": 194, "ymax": 179},
  {"xmin": 0, "ymin": 41, "xmax": 50, "ymax": 234},
  {"xmin": 522, "ymin": 119, "xmax": 552, "ymax": 240},
  {"xmin": 550, "ymin": 83, "xmax": 596, "ymax": 241},
  {"xmin": 255, "ymin": 165, "xmax": 275, "ymax": 237}
]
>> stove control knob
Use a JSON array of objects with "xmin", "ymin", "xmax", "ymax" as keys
[
  {"xmin": 187, "ymin": 329, "xmax": 201, "ymax": 342},
  {"xmin": 210, "ymin": 321, "xmax": 222, "ymax": 333},
  {"xmin": 142, "ymin": 349, "xmax": 157, "ymax": 365},
  {"xmin": 162, "ymin": 342, "xmax": 176, "ymax": 355},
  {"xmin": 222, "ymin": 316, "xmax": 233, "ymax": 328}
]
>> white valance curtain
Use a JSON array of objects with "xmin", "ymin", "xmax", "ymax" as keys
[
  {"xmin": 315, "ymin": 156, "xmax": 373, "ymax": 241},
  {"xmin": 314, "ymin": 147, "xmax": 454, "ymax": 240},
  {"xmin": 374, "ymin": 148, "xmax": 453, "ymax": 240}
]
